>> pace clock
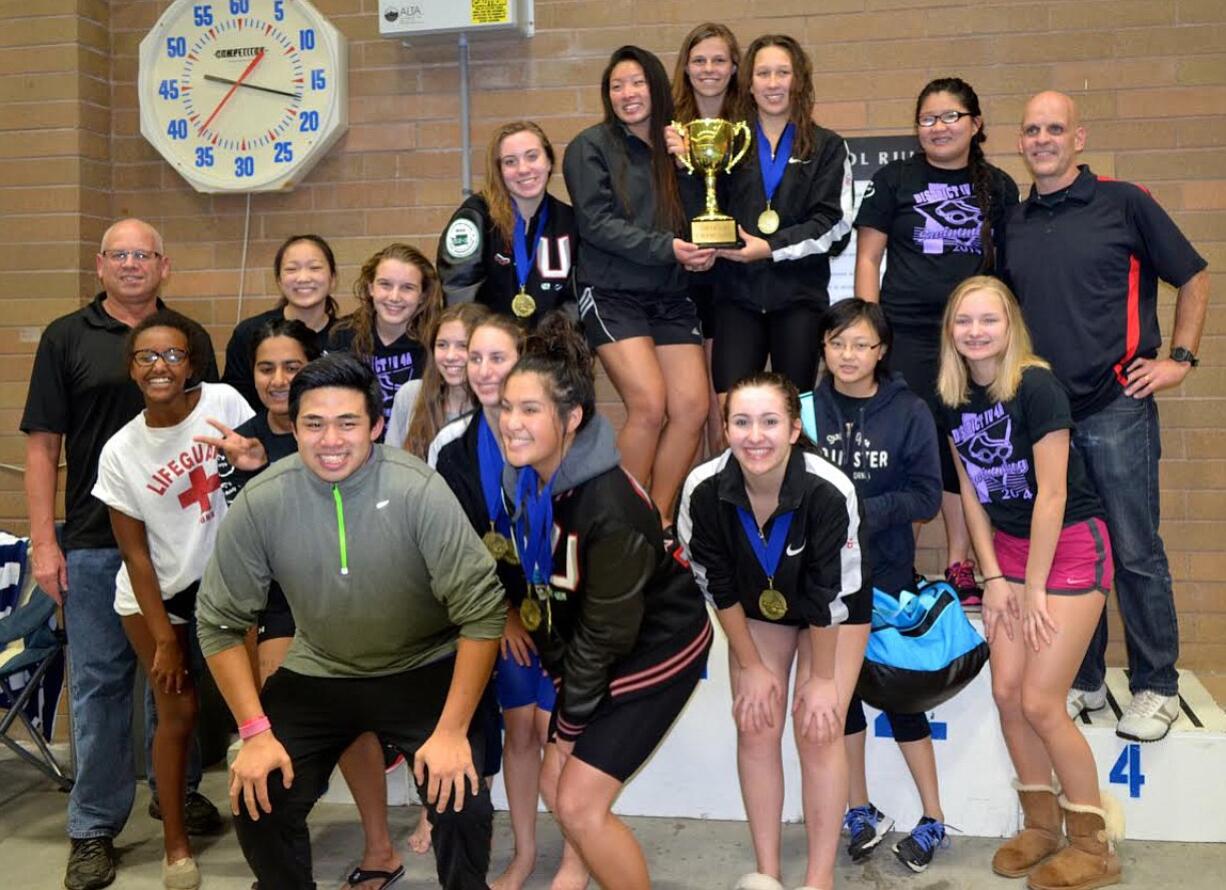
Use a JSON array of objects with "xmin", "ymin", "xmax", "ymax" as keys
[{"xmin": 138, "ymin": 0, "xmax": 348, "ymax": 193}]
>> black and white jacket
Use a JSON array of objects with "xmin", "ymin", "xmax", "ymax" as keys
[
  {"xmin": 716, "ymin": 122, "xmax": 855, "ymax": 313},
  {"xmin": 436, "ymin": 192, "xmax": 577, "ymax": 323},
  {"xmin": 677, "ymin": 447, "xmax": 869, "ymax": 627}
]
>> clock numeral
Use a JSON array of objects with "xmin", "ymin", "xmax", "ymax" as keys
[
  {"xmin": 311, "ymin": 69, "xmax": 326, "ymax": 90},
  {"xmin": 166, "ymin": 36, "xmax": 187, "ymax": 58},
  {"xmin": 274, "ymin": 0, "xmax": 284, "ymax": 21},
  {"xmin": 299, "ymin": 28, "xmax": 316, "ymax": 50},
  {"xmin": 167, "ymin": 119, "xmax": 188, "ymax": 140},
  {"xmin": 195, "ymin": 146, "xmax": 215, "ymax": 168},
  {"xmin": 274, "ymin": 141, "xmax": 294, "ymax": 163},
  {"xmin": 234, "ymin": 155, "xmax": 255, "ymax": 177},
  {"xmin": 228, "ymin": 0, "xmax": 249, "ymax": 14},
  {"xmin": 192, "ymin": 4, "xmax": 213, "ymax": 26},
  {"xmin": 158, "ymin": 79, "xmax": 180, "ymax": 100},
  {"xmin": 299, "ymin": 110, "xmax": 320, "ymax": 133}
]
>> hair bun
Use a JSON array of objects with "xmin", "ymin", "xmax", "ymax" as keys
[{"xmin": 524, "ymin": 311, "xmax": 594, "ymax": 377}]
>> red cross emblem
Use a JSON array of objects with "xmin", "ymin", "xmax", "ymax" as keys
[{"xmin": 178, "ymin": 466, "xmax": 220, "ymax": 514}]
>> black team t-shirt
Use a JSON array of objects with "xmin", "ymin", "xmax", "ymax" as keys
[
  {"xmin": 327, "ymin": 325, "xmax": 425, "ymax": 440},
  {"xmin": 942, "ymin": 366, "xmax": 1102, "ymax": 539},
  {"xmin": 855, "ymin": 155, "xmax": 1019, "ymax": 335}
]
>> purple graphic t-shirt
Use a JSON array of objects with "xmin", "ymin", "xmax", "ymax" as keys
[
  {"xmin": 326, "ymin": 325, "xmax": 425, "ymax": 442},
  {"xmin": 856, "ymin": 155, "xmax": 1019, "ymax": 334},
  {"xmin": 942, "ymin": 366, "xmax": 1102, "ymax": 538}
]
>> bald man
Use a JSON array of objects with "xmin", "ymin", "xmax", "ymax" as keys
[
  {"xmin": 21, "ymin": 219, "xmax": 222, "ymax": 890},
  {"xmin": 1001, "ymin": 92, "xmax": 1210, "ymax": 743}
]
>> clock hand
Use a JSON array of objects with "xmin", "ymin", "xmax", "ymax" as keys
[
  {"xmin": 199, "ymin": 49, "xmax": 266, "ymax": 134},
  {"xmin": 203, "ymin": 74, "xmax": 300, "ymax": 100}
]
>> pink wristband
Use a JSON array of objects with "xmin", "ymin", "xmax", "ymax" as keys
[{"xmin": 239, "ymin": 715, "xmax": 271, "ymax": 740}]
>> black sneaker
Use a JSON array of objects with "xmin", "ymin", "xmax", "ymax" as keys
[
  {"xmin": 892, "ymin": 816, "xmax": 948, "ymax": 873},
  {"xmin": 843, "ymin": 803, "xmax": 894, "ymax": 860},
  {"xmin": 65, "ymin": 837, "xmax": 116, "ymax": 890},
  {"xmin": 148, "ymin": 790, "xmax": 224, "ymax": 835}
]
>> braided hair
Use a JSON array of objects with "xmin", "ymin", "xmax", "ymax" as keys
[{"xmin": 915, "ymin": 77, "xmax": 996, "ymax": 271}]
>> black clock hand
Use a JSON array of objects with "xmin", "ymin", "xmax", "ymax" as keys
[{"xmin": 203, "ymin": 73, "xmax": 300, "ymax": 99}]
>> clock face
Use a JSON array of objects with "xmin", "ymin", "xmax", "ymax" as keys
[{"xmin": 139, "ymin": 0, "xmax": 347, "ymax": 193}]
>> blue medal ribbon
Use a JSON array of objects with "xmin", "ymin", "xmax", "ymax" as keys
[
  {"xmin": 476, "ymin": 413, "xmax": 511, "ymax": 537},
  {"xmin": 513, "ymin": 465, "xmax": 556, "ymax": 585},
  {"xmin": 755, "ymin": 121, "xmax": 796, "ymax": 206},
  {"xmin": 512, "ymin": 200, "xmax": 550, "ymax": 293},
  {"xmin": 736, "ymin": 506, "xmax": 795, "ymax": 583}
]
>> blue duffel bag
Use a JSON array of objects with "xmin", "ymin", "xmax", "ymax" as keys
[{"xmin": 855, "ymin": 580, "xmax": 989, "ymax": 714}]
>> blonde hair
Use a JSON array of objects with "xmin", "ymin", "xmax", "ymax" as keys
[{"xmin": 937, "ymin": 275, "xmax": 1048, "ymax": 407}]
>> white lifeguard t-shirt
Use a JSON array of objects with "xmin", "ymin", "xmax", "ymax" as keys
[{"xmin": 92, "ymin": 382, "xmax": 254, "ymax": 618}]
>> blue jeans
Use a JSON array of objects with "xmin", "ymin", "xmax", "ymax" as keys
[
  {"xmin": 63, "ymin": 548, "xmax": 203, "ymax": 840},
  {"xmin": 1071, "ymin": 394, "xmax": 1180, "ymax": 696}
]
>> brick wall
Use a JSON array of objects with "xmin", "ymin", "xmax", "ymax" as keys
[{"xmin": 2, "ymin": 0, "xmax": 1223, "ymax": 672}]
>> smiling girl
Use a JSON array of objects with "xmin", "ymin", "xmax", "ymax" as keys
[
  {"xmin": 92, "ymin": 310, "xmax": 253, "ymax": 889},
  {"xmin": 499, "ymin": 313, "xmax": 711, "ymax": 890},
  {"xmin": 678, "ymin": 372, "xmax": 869, "ymax": 890},
  {"xmin": 938, "ymin": 277, "xmax": 1121, "ymax": 890},
  {"xmin": 223, "ymin": 234, "xmax": 341, "ymax": 410},
  {"xmin": 330, "ymin": 243, "xmax": 442, "ymax": 440},
  {"xmin": 854, "ymin": 77, "xmax": 1021, "ymax": 605},
  {"xmin": 710, "ymin": 34, "xmax": 855, "ymax": 402},
  {"xmin": 438, "ymin": 121, "xmax": 576, "ymax": 325},
  {"xmin": 563, "ymin": 45, "xmax": 712, "ymax": 522}
]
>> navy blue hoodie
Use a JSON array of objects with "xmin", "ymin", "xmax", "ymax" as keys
[{"xmin": 810, "ymin": 372, "xmax": 941, "ymax": 595}]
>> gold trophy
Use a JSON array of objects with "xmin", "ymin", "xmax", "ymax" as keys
[{"xmin": 672, "ymin": 118, "xmax": 752, "ymax": 248}]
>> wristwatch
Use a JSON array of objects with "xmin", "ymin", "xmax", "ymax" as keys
[{"xmin": 1169, "ymin": 346, "xmax": 1200, "ymax": 367}]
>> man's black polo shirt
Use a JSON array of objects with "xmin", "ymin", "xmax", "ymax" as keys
[
  {"xmin": 20, "ymin": 293, "xmax": 219, "ymax": 550},
  {"xmin": 1002, "ymin": 165, "xmax": 1206, "ymax": 420}
]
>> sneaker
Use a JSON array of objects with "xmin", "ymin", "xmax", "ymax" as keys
[
  {"xmin": 844, "ymin": 803, "xmax": 894, "ymax": 860},
  {"xmin": 1117, "ymin": 689, "xmax": 1181, "ymax": 742},
  {"xmin": 162, "ymin": 855, "xmax": 201, "ymax": 890},
  {"xmin": 945, "ymin": 560, "xmax": 982, "ymax": 606},
  {"xmin": 65, "ymin": 837, "xmax": 116, "ymax": 890},
  {"xmin": 1066, "ymin": 684, "xmax": 1108, "ymax": 719},
  {"xmin": 912, "ymin": 568, "xmax": 929, "ymax": 591},
  {"xmin": 149, "ymin": 791, "xmax": 223, "ymax": 836},
  {"xmin": 892, "ymin": 816, "xmax": 948, "ymax": 873}
]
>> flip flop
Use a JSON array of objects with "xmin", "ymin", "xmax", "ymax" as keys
[{"xmin": 346, "ymin": 864, "xmax": 406, "ymax": 889}]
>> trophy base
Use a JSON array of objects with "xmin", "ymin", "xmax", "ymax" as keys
[{"xmin": 689, "ymin": 216, "xmax": 743, "ymax": 249}]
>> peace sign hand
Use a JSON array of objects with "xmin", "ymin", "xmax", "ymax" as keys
[{"xmin": 194, "ymin": 418, "xmax": 269, "ymax": 471}]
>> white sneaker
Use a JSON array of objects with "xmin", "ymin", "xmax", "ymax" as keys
[
  {"xmin": 1066, "ymin": 684, "xmax": 1107, "ymax": 719},
  {"xmin": 1116, "ymin": 690, "xmax": 1180, "ymax": 742}
]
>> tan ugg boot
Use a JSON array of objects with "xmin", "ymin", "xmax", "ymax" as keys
[
  {"xmin": 1026, "ymin": 793, "xmax": 1123, "ymax": 890},
  {"xmin": 992, "ymin": 780, "xmax": 1065, "ymax": 878}
]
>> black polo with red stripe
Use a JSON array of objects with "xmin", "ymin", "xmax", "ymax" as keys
[{"xmin": 1001, "ymin": 165, "xmax": 1206, "ymax": 420}]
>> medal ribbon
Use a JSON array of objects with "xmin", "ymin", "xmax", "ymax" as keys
[
  {"xmin": 736, "ymin": 507, "xmax": 795, "ymax": 583},
  {"xmin": 755, "ymin": 121, "xmax": 796, "ymax": 207},
  {"xmin": 513, "ymin": 465, "xmax": 556, "ymax": 585},
  {"xmin": 476, "ymin": 413, "xmax": 511, "ymax": 537},
  {"xmin": 512, "ymin": 200, "xmax": 550, "ymax": 294}
]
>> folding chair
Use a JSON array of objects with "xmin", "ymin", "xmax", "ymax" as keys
[{"xmin": 0, "ymin": 538, "xmax": 73, "ymax": 790}]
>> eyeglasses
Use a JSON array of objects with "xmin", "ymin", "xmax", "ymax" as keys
[
  {"xmin": 824, "ymin": 339, "xmax": 882, "ymax": 355},
  {"xmin": 101, "ymin": 249, "xmax": 162, "ymax": 263},
  {"xmin": 917, "ymin": 110, "xmax": 973, "ymax": 128},
  {"xmin": 132, "ymin": 348, "xmax": 188, "ymax": 367}
]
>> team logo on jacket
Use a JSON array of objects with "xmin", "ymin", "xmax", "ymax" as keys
[{"xmin": 444, "ymin": 218, "xmax": 481, "ymax": 260}]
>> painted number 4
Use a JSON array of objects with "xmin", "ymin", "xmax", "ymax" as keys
[{"xmin": 1109, "ymin": 743, "xmax": 1145, "ymax": 799}]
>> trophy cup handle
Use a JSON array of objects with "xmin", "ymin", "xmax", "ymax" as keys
[
  {"xmin": 669, "ymin": 120, "xmax": 695, "ymax": 174},
  {"xmin": 726, "ymin": 121, "xmax": 752, "ymax": 173}
]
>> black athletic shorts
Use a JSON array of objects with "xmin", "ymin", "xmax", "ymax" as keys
[
  {"xmin": 887, "ymin": 330, "xmax": 959, "ymax": 494},
  {"xmin": 711, "ymin": 300, "xmax": 825, "ymax": 393},
  {"xmin": 578, "ymin": 285, "xmax": 703, "ymax": 349}
]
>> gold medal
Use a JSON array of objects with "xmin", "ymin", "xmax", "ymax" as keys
[
  {"xmin": 483, "ymin": 529, "xmax": 509, "ymax": 561},
  {"xmin": 757, "ymin": 206, "xmax": 780, "ymax": 235},
  {"xmin": 759, "ymin": 587, "xmax": 788, "ymax": 621},
  {"xmin": 519, "ymin": 598, "xmax": 542, "ymax": 631},
  {"xmin": 511, "ymin": 288, "xmax": 536, "ymax": 318}
]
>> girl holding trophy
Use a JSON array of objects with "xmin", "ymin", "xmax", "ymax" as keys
[{"xmin": 712, "ymin": 35, "xmax": 855, "ymax": 399}]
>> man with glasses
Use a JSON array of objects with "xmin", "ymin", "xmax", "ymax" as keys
[
  {"xmin": 21, "ymin": 218, "xmax": 223, "ymax": 890},
  {"xmin": 1002, "ymin": 92, "xmax": 1211, "ymax": 743}
]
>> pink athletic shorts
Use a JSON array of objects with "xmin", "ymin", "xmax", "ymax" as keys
[{"xmin": 993, "ymin": 517, "xmax": 1113, "ymax": 595}]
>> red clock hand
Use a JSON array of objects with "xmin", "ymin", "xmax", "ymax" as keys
[{"xmin": 199, "ymin": 49, "xmax": 266, "ymax": 134}]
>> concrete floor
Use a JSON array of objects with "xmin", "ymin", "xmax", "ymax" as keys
[{"xmin": 1, "ymin": 751, "xmax": 1221, "ymax": 889}]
